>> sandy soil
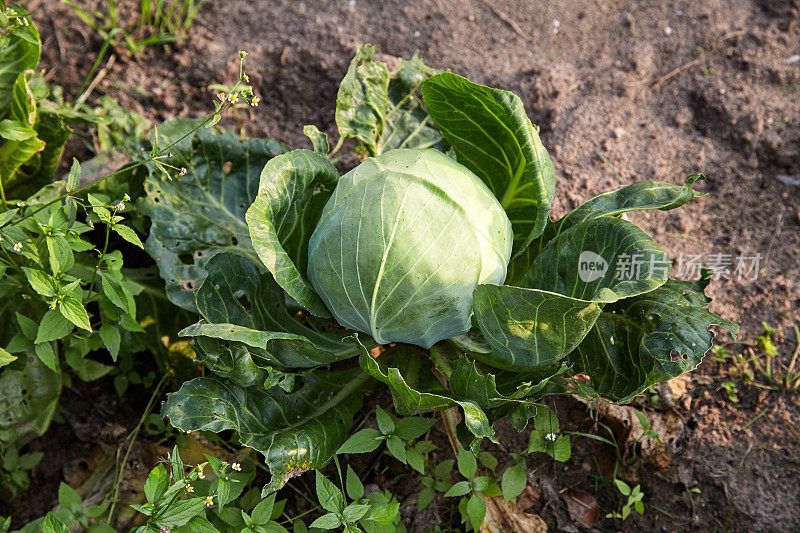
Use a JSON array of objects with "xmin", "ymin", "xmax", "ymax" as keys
[{"xmin": 5, "ymin": 0, "xmax": 799, "ymax": 531}]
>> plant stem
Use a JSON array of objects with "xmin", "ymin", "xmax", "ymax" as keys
[{"xmin": 107, "ymin": 375, "xmax": 167, "ymax": 525}]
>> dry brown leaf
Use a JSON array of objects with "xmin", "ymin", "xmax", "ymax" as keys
[
  {"xmin": 481, "ymin": 495, "xmax": 548, "ymax": 533},
  {"xmin": 561, "ymin": 488, "xmax": 600, "ymax": 528}
]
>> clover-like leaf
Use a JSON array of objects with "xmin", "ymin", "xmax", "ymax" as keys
[
  {"xmin": 422, "ymin": 72, "xmax": 555, "ymax": 256},
  {"xmin": 140, "ymin": 119, "xmax": 287, "ymax": 311},
  {"xmin": 162, "ymin": 368, "xmax": 370, "ymax": 494}
]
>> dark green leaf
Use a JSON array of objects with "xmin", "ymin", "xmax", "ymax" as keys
[
  {"xmin": 98, "ymin": 323, "xmax": 121, "ymax": 361},
  {"xmin": 35, "ymin": 309, "xmax": 74, "ymax": 343},
  {"xmin": 245, "ymin": 149, "xmax": 338, "ymax": 317},
  {"xmin": 111, "ymin": 224, "xmax": 143, "ymax": 249},
  {"xmin": 58, "ymin": 482, "xmax": 81, "ymax": 512},
  {"xmin": 525, "ymin": 217, "xmax": 670, "ymax": 302},
  {"xmin": 162, "ymin": 369, "xmax": 369, "ymax": 494},
  {"xmin": 337, "ymin": 428, "xmax": 383, "ymax": 454},
  {"xmin": 58, "ymin": 295, "xmax": 91, "ymax": 331},
  {"xmin": 385, "ymin": 435, "xmax": 406, "ymax": 463},
  {"xmin": 309, "ymin": 513, "xmax": 340, "ymax": 530},
  {"xmin": 143, "ymin": 464, "xmax": 169, "ymax": 503},
  {"xmin": 466, "ymin": 493, "xmax": 486, "ymax": 531},
  {"xmin": 394, "ymin": 416, "xmax": 436, "ymax": 440},
  {"xmin": 185, "ymin": 252, "xmax": 358, "ymax": 372},
  {"xmin": 34, "ymin": 342, "xmax": 57, "ymax": 372},
  {"xmin": 140, "ymin": 121, "xmax": 287, "ymax": 311},
  {"xmin": 501, "ymin": 463, "xmax": 526, "ymax": 502},
  {"xmin": 571, "ymin": 275, "xmax": 738, "ymax": 402},
  {"xmin": 507, "ymin": 175, "xmax": 705, "ymax": 285},
  {"xmin": 345, "ymin": 465, "xmax": 364, "ymax": 500},
  {"xmin": 443, "ymin": 480, "xmax": 471, "ymax": 498},
  {"xmin": 473, "ymin": 284, "xmax": 601, "ymax": 370},
  {"xmin": 422, "ymin": 72, "xmax": 555, "ymax": 255},
  {"xmin": 375, "ymin": 406, "xmax": 395, "ymax": 434},
  {"xmin": 155, "ymin": 498, "xmax": 206, "ymax": 527},
  {"xmin": 315, "ymin": 471, "xmax": 344, "ymax": 514},
  {"xmin": 457, "ymin": 446, "xmax": 477, "ymax": 479},
  {"xmin": 0, "ymin": 354, "xmax": 60, "ymax": 448}
]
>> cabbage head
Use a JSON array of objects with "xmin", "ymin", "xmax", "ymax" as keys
[{"xmin": 307, "ymin": 148, "xmax": 513, "ymax": 348}]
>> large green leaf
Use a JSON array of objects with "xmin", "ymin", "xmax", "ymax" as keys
[
  {"xmin": 524, "ymin": 217, "xmax": 670, "ymax": 303},
  {"xmin": 0, "ymin": 355, "xmax": 61, "ymax": 448},
  {"xmin": 421, "ymin": 72, "xmax": 555, "ymax": 256},
  {"xmin": 357, "ymin": 342, "xmax": 496, "ymax": 447},
  {"xmin": 162, "ymin": 368, "xmax": 370, "ymax": 494},
  {"xmin": 472, "ymin": 285, "xmax": 601, "ymax": 370},
  {"xmin": 570, "ymin": 274, "xmax": 738, "ymax": 402},
  {"xmin": 0, "ymin": 72, "xmax": 45, "ymax": 197},
  {"xmin": 335, "ymin": 45, "xmax": 444, "ymax": 156},
  {"xmin": 140, "ymin": 120, "xmax": 287, "ymax": 311},
  {"xmin": 0, "ymin": 5, "xmax": 41, "ymax": 114},
  {"xmin": 245, "ymin": 149, "xmax": 338, "ymax": 318},
  {"xmin": 507, "ymin": 175, "xmax": 705, "ymax": 286},
  {"xmin": 184, "ymin": 253, "xmax": 357, "ymax": 373}
]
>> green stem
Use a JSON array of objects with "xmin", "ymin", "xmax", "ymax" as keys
[
  {"xmin": 107, "ymin": 375, "xmax": 167, "ymax": 525},
  {"xmin": 87, "ymin": 218, "xmax": 112, "ymax": 301}
]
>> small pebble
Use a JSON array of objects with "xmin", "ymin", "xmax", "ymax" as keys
[
  {"xmin": 413, "ymin": 30, "xmax": 420, "ymax": 37},
  {"xmin": 348, "ymin": 0, "xmax": 356, "ymax": 6},
  {"xmin": 676, "ymin": 9, "xmax": 684, "ymax": 15},
  {"xmin": 613, "ymin": 127, "xmax": 626, "ymax": 138},
  {"xmin": 786, "ymin": 55, "xmax": 800, "ymax": 64},
  {"xmin": 665, "ymin": 26, "xmax": 673, "ymax": 35}
]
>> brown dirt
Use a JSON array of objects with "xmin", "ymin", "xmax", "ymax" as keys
[{"xmin": 8, "ymin": 0, "xmax": 800, "ymax": 531}]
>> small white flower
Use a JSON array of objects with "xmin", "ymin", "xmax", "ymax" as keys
[
  {"xmin": 241, "ymin": 74, "xmax": 250, "ymax": 82},
  {"xmin": 123, "ymin": 193, "xmax": 131, "ymax": 201},
  {"xmin": 160, "ymin": 527, "xmax": 171, "ymax": 533},
  {"xmin": 197, "ymin": 469, "xmax": 205, "ymax": 479},
  {"xmin": 0, "ymin": 235, "xmax": 3, "ymax": 242},
  {"xmin": 204, "ymin": 495, "xmax": 214, "ymax": 507},
  {"xmin": 15, "ymin": 201, "xmax": 23, "ymax": 207},
  {"xmin": 228, "ymin": 93, "xmax": 239, "ymax": 103},
  {"xmin": 545, "ymin": 432, "xmax": 558, "ymax": 442},
  {"xmin": 114, "ymin": 202, "xmax": 125, "ymax": 211},
  {"xmin": 88, "ymin": 221, "xmax": 94, "ymax": 228},
  {"xmin": 186, "ymin": 484, "xmax": 194, "ymax": 493},
  {"xmin": 21, "ymin": 293, "xmax": 30, "ymax": 300},
  {"xmin": 231, "ymin": 462, "xmax": 241, "ymax": 471},
  {"xmin": 218, "ymin": 92, "xmax": 226, "ymax": 101},
  {"xmin": 250, "ymin": 96, "xmax": 260, "ymax": 107},
  {"xmin": 13, "ymin": 242, "xmax": 22, "ymax": 252},
  {"xmin": 179, "ymin": 167, "xmax": 188, "ymax": 176},
  {"xmin": 49, "ymin": 299, "xmax": 57, "ymax": 310}
]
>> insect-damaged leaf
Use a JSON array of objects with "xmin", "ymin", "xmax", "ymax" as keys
[
  {"xmin": 140, "ymin": 119, "xmax": 287, "ymax": 312},
  {"xmin": 162, "ymin": 368, "xmax": 370, "ymax": 494}
]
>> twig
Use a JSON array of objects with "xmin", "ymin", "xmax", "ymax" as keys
[
  {"xmin": 107, "ymin": 375, "xmax": 167, "ymax": 525},
  {"xmin": 649, "ymin": 29, "xmax": 747, "ymax": 91},
  {"xmin": 650, "ymin": 58, "xmax": 703, "ymax": 91},
  {"xmin": 480, "ymin": 0, "xmax": 528, "ymax": 40},
  {"xmin": 76, "ymin": 54, "xmax": 116, "ymax": 107}
]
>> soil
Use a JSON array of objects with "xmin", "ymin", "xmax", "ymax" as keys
[{"xmin": 4, "ymin": 0, "xmax": 800, "ymax": 531}]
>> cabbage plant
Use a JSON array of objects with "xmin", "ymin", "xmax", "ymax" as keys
[{"xmin": 148, "ymin": 45, "xmax": 737, "ymax": 494}]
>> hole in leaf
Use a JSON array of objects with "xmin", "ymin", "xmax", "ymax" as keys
[
  {"xmin": 670, "ymin": 350, "xmax": 681, "ymax": 361},
  {"xmin": 178, "ymin": 254, "xmax": 194, "ymax": 265},
  {"xmin": 193, "ymin": 250, "xmax": 205, "ymax": 259},
  {"xmin": 234, "ymin": 290, "xmax": 251, "ymax": 311},
  {"xmin": 181, "ymin": 280, "xmax": 197, "ymax": 291},
  {"xmin": 231, "ymin": 236, "xmax": 238, "ymax": 245}
]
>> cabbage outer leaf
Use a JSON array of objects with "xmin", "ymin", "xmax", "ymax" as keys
[{"xmin": 422, "ymin": 72, "xmax": 556, "ymax": 257}]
